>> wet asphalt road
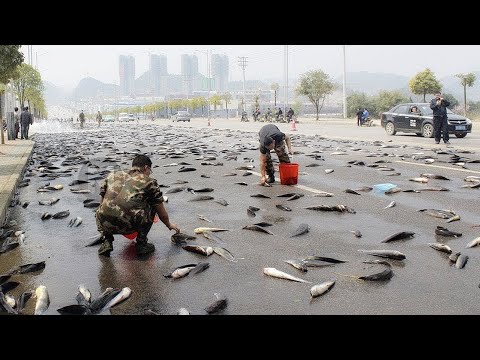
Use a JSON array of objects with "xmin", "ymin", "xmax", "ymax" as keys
[{"xmin": 2, "ymin": 119, "xmax": 480, "ymax": 315}]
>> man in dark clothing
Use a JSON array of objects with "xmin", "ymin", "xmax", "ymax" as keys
[
  {"xmin": 14, "ymin": 107, "xmax": 20, "ymax": 139},
  {"xmin": 286, "ymin": 107, "xmax": 294, "ymax": 123},
  {"xmin": 258, "ymin": 124, "xmax": 293, "ymax": 186},
  {"xmin": 430, "ymin": 92, "xmax": 451, "ymax": 144},
  {"xmin": 79, "ymin": 110, "xmax": 85, "ymax": 129},
  {"xmin": 356, "ymin": 108, "xmax": 363, "ymax": 126},
  {"xmin": 96, "ymin": 154, "xmax": 180, "ymax": 256},
  {"xmin": 20, "ymin": 106, "xmax": 33, "ymax": 140}
]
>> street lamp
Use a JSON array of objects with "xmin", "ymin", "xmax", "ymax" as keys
[{"xmin": 195, "ymin": 49, "xmax": 213, "ymax": 120}]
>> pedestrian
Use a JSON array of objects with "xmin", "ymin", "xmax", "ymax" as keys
[
  {"xmin": 430, "ymin": 92, "xmax": 450, "ymax": 144},
  {"xmin": 79, "ymin": 110, "xmax": 85, "ymax": 129},
  {"xmin": 96, "ymin": 111, "xmax": 102, "ymax": 127},
  {"xmin": 286, "ymin": 107, "xmax": 294, "ymax": 123},
  {"xmin": 20, "ymin": 106, "xmax": 33, "ymax": 140},
  {"xmin": 361, "ymin": 108, "xmax": 370, "ymax": 126},
  {"xmin": 356, "ymin": 108, "xmax": 363, "ymax": 126},
  {"xmin": 258, "ymin": 123, "xmax": 293, "ymax": 186},
  {"xmin": 96, "ymin": 154, "xmax": 180, "ymax": 257},
  {"xmin": 14, "ymin": 107, "xmax": 21, "ymax": 139}
]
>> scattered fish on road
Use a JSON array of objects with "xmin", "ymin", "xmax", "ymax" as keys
[
  {"xmin": 310, "ymin": 279, "xmax": 336, "ymax": 298},
  {"xmin": 34, "ymin": 285, "xmax": 50, "ymax": 315},
  {"xmin": 263, "ymin": 267, "xmax": 311, "ymax": 283}
]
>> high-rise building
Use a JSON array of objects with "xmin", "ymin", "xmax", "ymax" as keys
[
  {"xmin": 119, "ymin": 55, "xmax": 135, "ymax": 96},
  {"xmin": 211, "ymin": 54, "xmax": 229, "ymax": 93},
  {"xmin": 150, "ymin": 54, "xmax": 168, "ymax": 96},
  {"xmin": 181, "ymin": 54, "xmax": 198, "ymax": 95}
]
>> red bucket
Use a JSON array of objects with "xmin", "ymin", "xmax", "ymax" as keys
[
  {"xmin": 279, "ymin": 163, "xmax": 299, "ymax": 185},
  {"xmin": 123, "ymin": 214, "xmax": 159, "ymax": 240}
]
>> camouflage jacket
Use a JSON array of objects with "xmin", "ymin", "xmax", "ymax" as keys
[{"xmin": 96, "ymin": 168, "xmax": 164, "ymax": 231}]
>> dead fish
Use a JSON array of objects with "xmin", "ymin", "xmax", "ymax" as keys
[
  {"xmin": 384, "ymin": 201, "xmax": 396, "ymax": 209},
  {"xmin": 305, "ymin": 205, "xmax": 356, "ymax": 214},
  {"xmin": 197, "ymin": 214, "xmax": 212, "ymax": 223},
  {"xmin": 213, "ymin": 247, "xmax": 236, "ymax": 262},
  {"xmin": 52, "ymin": 210, "xmax": 70, "ymax": 219},
  {"xmin": 420, "ymin": 174, "xmax": 450, "ymax": 180},
  {"xmin": 465, "ymin": 176, "xmax": 480, "ymax": 182},
  {"xmin": 286, "ymin": 194, "xmax": 304, "ymax": 201},
  {"xmin": 344, "ymin": 189, "xmax": 361, "ymax": 195},
  {"xmin": 192, "ymin": 188, "xmax": 214, "ymax": 193},
  {"xmin": 310, "ymin": 279, "xmax": 336, "ymax": 298},
  {"xmin": 22, "ymin": 202, "xmax": 30, "ymax": 208},
  {"xmin": 178, "ymin": 167, "xmax": 197, "ymax": 172},
  {"xmin": 455, "ymin": 254, "xmax": 468, "ymax": 269},
  {"xmin": 306, "ymin": 163, "xmax": 322, "ymax": 167},
  {"xmin": 353, "ymin": 186, "xmax": 373, "ymax": 192},
  {"xmin": 253, "ymin": 222, "xmax": 273, "ymax": 227},
  {"xmin": 204, "ymin": 293, "xmax": 228, "ymax": 314},
  {"xmin": 68, "ymin": 217, "xmax": 83, "ymax": 227},
  {"xmin": 69, "ymin": 180, "xmax": 90, "ymax": 186},
  {"xmin": 194, "ymin": 227, "xmax": 229, "ymax": 234},
  {"xmin": 171, "ymin": 233, "xmax": 197, "ymax": 246},
  {"xmin": 202, "ymin": 231, "xmax": 224, "ymax": 243},
  {"xmin": 358, "ymin": 262, "xmax": 394, "ymax": 281},
  {"xmin": 350, "ymin": 230, "xmax": 362, "ymax": 238},
  {"xmin": 34, "ymin": 285, "xmax": 50, "ymax": 315},
  {"xmin": 177, "ymin": 308, "xmax": 190, "ymax": 315},
  {"xmin": 190, "ymin": 262, "xmax": 210, "ymax": 275},
  {"xmin": 386, "ymin": 172, "xmax": 401, "ymax": 176},
  {"xmin": 303, "ymin": 255, "xmax": 348, "ymax": 264},
  {"xmin": 0, "ymin": 281, "xmax": 20, "ymax": 293},
  {"xmin": 85, "ymin": 233, "xmax": 104, "ymax": 247},
  {"xmin": 418, "ymin": 209, "xmax": 456, "ymax": 219},
  {"xmin": 84, "ymin": 202, "xmax": 101, "ymax": 208},
  {"xmin": 235, "ymin": 165, "xmax": 255, "ymax": 170},
  {"xmin": 435, "ymin": 226, "xmax": 462, "ymax": 238},
  {"xmin": 381, "ymin": 231, "xmax": 415, "ymax": 243},
  {"xmin": 284, "ymin": 259, "xmax": 308, "ymax": 272},
  {"xmin": 465, "ymin": 237, "xmax": 480, "ymax": 248},
  {"xmin": 165, "ymin": 187, "xmax": 186, "ymax": 194},
  {"xmin": 38, "ymin": 198, "xmax": 60, "ymax": 206},
  {"xmin": 223, "ymin": 172, "xmax": 237, "ymax": 177},
  {"xmin": 57, "ymin": 304, "xmax": 91, "ymax": 315},
  {"xmin": 409, "ymin": 177, "xmax": 429, "ymax": 183},
  {"xmin": 17, "ymin": 291, "xmax": 32, "ymax": 313},
  {"xmin": 70, "ymin": 189, "xmax": 91, "ymax": 194},
  {"xmin": 243, "ymin": 171, "xmax": 253, "ymax": 176},
  {"xmin": 449, "ymin": 252, "xmax": 461, "ymax": 262},
  {"xmin": 0, "ymin": 292, "xmax": 17, "ymax": 314},
  {"xmin": 276, "ymin": 204, "xmax": 292, "ymax": 212},
  {"xmin": 446, "ymin": 215, "xmax": 460, "ymax": 223},
  {"xmin": 242, "ymin": 224, "xmax": 274, "ymax": 235},
  {"xmin": 164, "ymin": 264, "xmax": 198, "ymax": 279},
  {"xmin": 358, "ymin": 249, "xmax": 406, "ymax": 260},
  {"xmin": 250, "ymin": 194, "xmax": 271, "ymax": 199},
  {"xmin": 162, "ymin": 163, "xmax": 179, "ymax": 167},
  {"xmin": 182, "ymin": 245, "xmax": 214, "ymax": 256},
  {"xmin": 385, "ymin": 188, "xmax": 402, "ymax": 195},
  {"xmin": 312, "ymin": 191, "xmax": 334, "ymax": 197},
  {"xmin": 428, "ymin": 243, "xmax": 452, "ymax": 254},
  {"xmin": 7, "ymin": 261, "xmax": 46, "ymax": 275},
  {"xmin": 462, "ymin": 182, "xmax": 480, "ymax": 188},
  {"xmin": 188, "ymin": 195, "xmax": 214, "ymax": 201},
  {"xmin": 291, "ymin": 223, "xmax": 310, "ymax": 237},
  {"xmin": 214, "ymin": 199, "xmax": 229, "ymax": 206},
  {"xmin": 263, "ymin": 267, "xmax": 311, "ymax": 283},
  {"xmin": 278, "ymin": 193, "xmax": 302, "ymax": 198},
  {"xmin": 235, "ymin": 182, "xmax": 249, "ymax": 186},
  {"xmin": 417, "ymin": 187, "xmax": 449, "ymax": 192},
  {"xmin": 76, "ymin": 285, "xmax": 92, "ymax": 306},
  {"xmin": 247, "ymin": 208, "xmax": 256, "ymax": 217},
  {"xmin": 0, "ymin": 275, "xmax": 11, "ymax": 285},
  {"xmin": 325, "ymin": 169, "xmax": 334, "ymax": 174},
  {"xmin": 144, "ymin": 309, "xmax": 161, "ymax": 315}
]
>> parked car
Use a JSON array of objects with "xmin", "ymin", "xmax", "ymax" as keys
[
  {"xmin": 103, "ymin": 115, "xmax": 115, "ymax": 122},
  {"xmin": 381, "ymin": 103, "xmax": 472, "ymax": 138},
  {"xmin": 171, "ymin": 111, "xmax": 191, "ymax": 122},
  {"xmin": 118, "ymin": 112, "xmax": 133, "ymax": 122}
]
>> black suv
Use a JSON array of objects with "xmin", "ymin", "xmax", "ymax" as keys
[{"xmin": 381, "ymin": 103, "xmax": 472, "ymax": 138}]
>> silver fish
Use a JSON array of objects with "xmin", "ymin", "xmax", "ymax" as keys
[
  {"xmin": 420, "ymin": 173, "xmax": 450, "ymax": 180},
  {"xmin": 455, "ymin": 254, "xmax": 468, "ymax": 269},
  {"xmin": 68, "ymin": 217, "xmax": 83, "ymax": 227},
  {"xmin": 38, "ymin": 198, "xmax": 60, "ymax": 206},
  {"xmin": 263, "ymin": 267, "xmax": 311, "ymax": 283},
  {"xmin": 242, "ymin": 224, "xmax": 274, "ymax": 235},
  {"xmin": 435, "ymin": 226, "xmax": 462, "ymax": 237},
  {"xmin": 164, "ymin": 264, "xmax": 198, "ymax": 279},
  {"xmin": 384, "ymin": 201, "xmax": 396, "ymax": 209},
  {"xmin": 182, "ymin": 245, "xmax": 214, "ymax": 256},
  {"xmin": 446, "ymin": 214, "xmax": 460, "ymax": 223},
  {"xmin": 465, "ymin": 237, "xmax": 480, "ymax": 249},
  {"xmin": 204, "ymin": 293, "xmax": 228, "ymax": 314},
  {"xmin": 409, "ymin": 177, "xmax": 429, "ymax": 183},
  {"xmin": 428, "ymin": 243, "xmax": 452, "ymax": 254},
  {"xmin": 284, "ymin": 259, "xmax": 308, "ymax": 272},
  {"xmin": 310, "ymin": 279, "xmax": 336, "ymax": 297},
  {"xmin": 194, "ymin": 227, "xmax": 229, "ymax": 234},
  {"xmin": 358, "ymin": 249, "xmax": 406, "ymax": 260},
  {"xmin": 213, "ymin": 247, "xmax": 236, "ymax": 262},
  {"xmin": 325, "ymin": 169, "xmax": 334, "ymax": 174},
  {"xmin": 381, "ymin": 231, "xmax": 415, "ymax": 243},
  {"xmin": 350, "ymin": 230, "xmax": 362, "ymax": 238},
  {"xmin": 34, "ymin": 285, "xmax": 50, "ymax": 315},
  {"xmin": 177, "ymin": 308, "xmax": 190, "ymax": 315},
  {"xmin": 291, "ymin": 223, "xmax": 310, "ymax": 237},
  {"xmin": 101, "ymin": 287, "xmax": 132, "ymax": 312}
]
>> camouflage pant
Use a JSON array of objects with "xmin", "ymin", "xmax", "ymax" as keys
[
  {"xmin": 265, "ymin": 140, "xmax": 290, "ymax": 176},
  {"xmin": 96, "ymin": 206, "xmax": 155, "ymax": 240}
]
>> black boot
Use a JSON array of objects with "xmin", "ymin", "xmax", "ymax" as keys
[
  {"xmin": 266, "ymin": 172, "xmax": 276, "ymax": 184},
  {"xmin": 98, "ymin": 235, "xmax": 114, "ymax": 256},
  {"xmin": 135, "ymin": 237, "xmax": 155, "ymax": 255}
]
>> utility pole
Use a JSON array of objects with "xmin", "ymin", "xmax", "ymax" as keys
[
  {"xmin": 238, "ymin": 56, "xmax": 248, "ymax": 112},
  {"xmin": 342, "ymin": 45, "xmax": 347, "ymax": 119},
  {"xmin": 284, "ymin": 45, "xmax": 288, "ymax": 119}
]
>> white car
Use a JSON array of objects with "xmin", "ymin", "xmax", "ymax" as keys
[{"xmin": 171, "ymin": 111, "xmax": 191, "ymax": 122}]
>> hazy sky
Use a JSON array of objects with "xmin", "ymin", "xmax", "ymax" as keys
[{"xmin": 21, "ymin": 45, "xmax": 480, "ymax": 90}]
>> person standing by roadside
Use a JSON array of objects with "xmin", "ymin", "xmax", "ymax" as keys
[
  {"xmin": 79, "ymin": 110, "xmax": 85, "ymax": 129},
  {"xmin": 20, "ymin": 106, "xmax": 33, "ymax": 140},
  {"xmin": 430, "ymin": 92, "xmax": 450, "ymax": 144},
  {"xmin": 258, "ymin": 123, "xmax": 293, "ymax": 186},
  {"xmin": 356, "ymin": 108, "xmax": 363, "ymax": 127},
  {"xmin": 14, "ymin": 107, "xmax": 21, "ymax": 139},
  {"xmin": 96, "ymin": 111, "xmax": 102, "ymax": 127}
]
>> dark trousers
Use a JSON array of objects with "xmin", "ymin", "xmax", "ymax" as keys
[
  {"xmin": 21, "ymin": 123, "xmax": 29, "ymax": 139},
  {"xmin": 265, "ymin": 140, "xmax": 291, "ymax": 177},
  {"xmin": 15, "ymin": 123, "xmax": 20, "ymax": 138},
  {"xmin": 433, "ymin": 116, "xmax": 449, "ymax": 143}
]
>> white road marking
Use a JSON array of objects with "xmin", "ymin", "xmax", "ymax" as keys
[{"xmin": 395, "ymin": 161, "xmax": 480, "ymax": 174}]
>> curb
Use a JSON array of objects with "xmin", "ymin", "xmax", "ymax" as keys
[{"xmin": 0, "ymin": 138, "xmax": 35, "ymax": 227}]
